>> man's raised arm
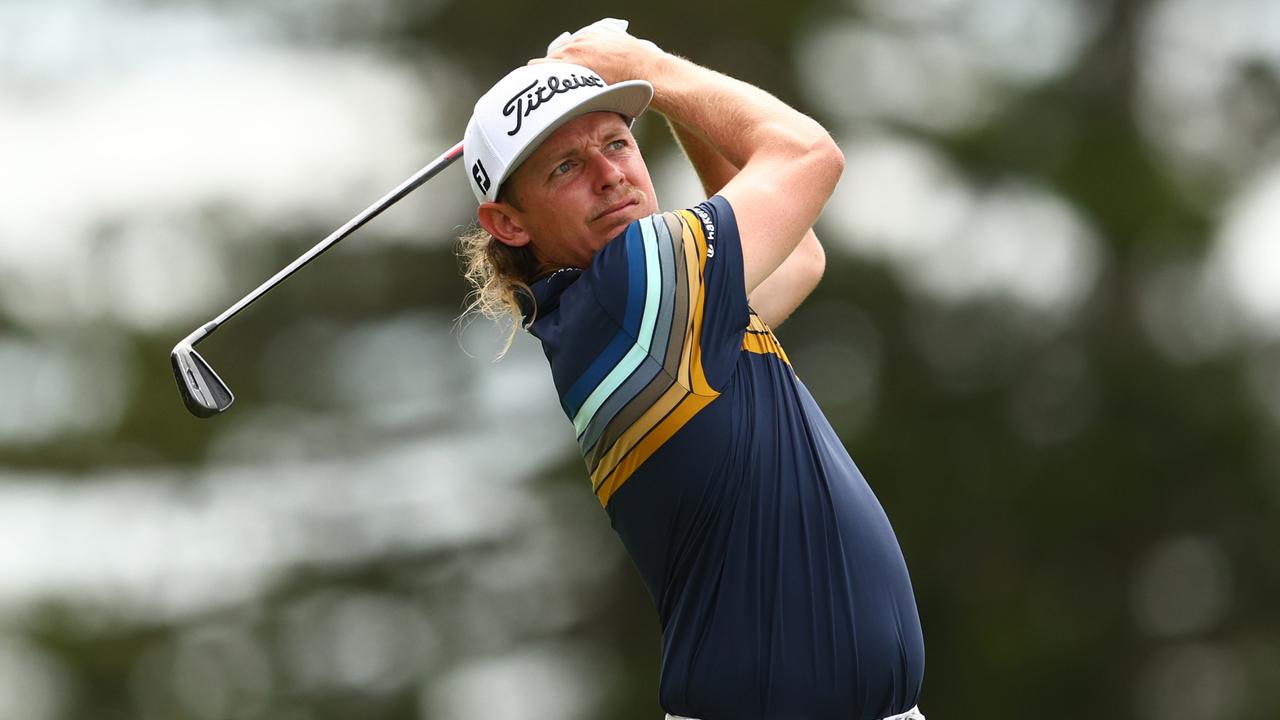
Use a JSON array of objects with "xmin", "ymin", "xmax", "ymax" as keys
[
  {"xmin": 667, "ymin": 116, "xmax": 825, "ymax": 328},
  {"xmin": 543, "ymin": 33, "xmax": 843, "ymax": 296}
]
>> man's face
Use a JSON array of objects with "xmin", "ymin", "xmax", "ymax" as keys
[{"xmin": 490, "ymin": 111, "xmax": 658, "ymax": 270}]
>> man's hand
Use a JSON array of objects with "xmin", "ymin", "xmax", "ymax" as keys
[
  {"xmin": 532, "ymin": 27, "xmax": 665, "ymax": 86},
  {"xmin": 546, "ymin": 18, "xmax": 662, "ymax": 56}
]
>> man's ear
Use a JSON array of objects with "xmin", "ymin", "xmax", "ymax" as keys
[{"xmin": 477, "ymin": 201, "xmax": 531, "ymax": 248}]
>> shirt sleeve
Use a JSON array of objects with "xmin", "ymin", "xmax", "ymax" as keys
[{"xmin": 584, "ymin": 194, "xmax": 749, "ymax": 394}]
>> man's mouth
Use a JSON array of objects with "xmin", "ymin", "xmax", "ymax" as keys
[{"xmin": 592, "ymin": 198, "xmax": 639, "ymax": 222}]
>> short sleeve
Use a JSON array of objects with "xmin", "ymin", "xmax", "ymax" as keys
[{"xmin": 583, "ymin": 195, "xmax": 749, "ymax": 394}]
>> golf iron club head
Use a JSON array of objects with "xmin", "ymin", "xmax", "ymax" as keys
[{"xmin": 171, "ymin": 342, "xmax": 234, "ymax": 417}]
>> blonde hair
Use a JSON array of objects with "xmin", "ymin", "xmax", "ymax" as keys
[{"xmin": 455, "ymin": 223, "xmax": 542, "ymax": 357}]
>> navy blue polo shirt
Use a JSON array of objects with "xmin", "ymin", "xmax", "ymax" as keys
[{"xmin": 522, "ymin": 196, "xmax": 924, "ymax": 720}]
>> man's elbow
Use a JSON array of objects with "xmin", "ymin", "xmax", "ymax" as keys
[
  {"xmin": 817, "ymin": 129, "xmax": 844, "ymax": 168},
  {"xmin": 797, "ymin": 131, "xmax": 844, "ymax": 196}
]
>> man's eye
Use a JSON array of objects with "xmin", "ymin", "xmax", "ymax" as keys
[
  {"xmin": 607, "ymin": 139, "xmax": 627, "ymax": 151},
  {"xmin": 553, "ymin": 161, "xmax": 573, "ymax": 176}
]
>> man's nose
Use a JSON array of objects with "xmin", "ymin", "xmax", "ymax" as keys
[{"xmin": 586, "ymin": 150, "xmax": 626, "ymax": 191}]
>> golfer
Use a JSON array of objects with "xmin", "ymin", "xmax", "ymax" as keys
[{"xmin": 458, "ymin": 22, "xmax": 925, "ymax": 720}]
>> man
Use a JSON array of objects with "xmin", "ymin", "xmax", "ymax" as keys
[{"xmin": 458, "ymin": 22, "xmax": 925, "ymax": 720}]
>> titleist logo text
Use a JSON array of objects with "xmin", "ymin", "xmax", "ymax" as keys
[{"xmin": 503, "ymin": 73, "xmax": 606, "ymax": 136}]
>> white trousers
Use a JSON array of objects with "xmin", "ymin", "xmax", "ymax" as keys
[{"xmin": 666, "ymin": 705, "xmax": 926, "ymax": 720}]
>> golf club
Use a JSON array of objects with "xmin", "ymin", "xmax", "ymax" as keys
[{"xmin": 171, "ymin": 140, "xmax": 464, "ymax": 418}]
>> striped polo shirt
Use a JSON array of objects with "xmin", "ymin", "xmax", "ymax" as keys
[{"xmin": 522, "ymin": 196, "xmax": 924, "ymax": 720}]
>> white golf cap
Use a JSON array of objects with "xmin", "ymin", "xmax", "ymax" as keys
[{"xmin": 463, "ymin": 62, "xmax": 653, "ymax": 203}]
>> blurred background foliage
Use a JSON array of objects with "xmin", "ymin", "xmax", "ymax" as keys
[{"xmin": 2, "ymin": 0, "xmax": 1279, "ymax": 718}]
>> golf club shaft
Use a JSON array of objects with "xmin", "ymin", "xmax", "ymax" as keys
[{"xmin": 188, "ymin": 140, "xmax": 465, "ymax": 347}]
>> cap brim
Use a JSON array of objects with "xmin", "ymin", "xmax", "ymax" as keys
[{"xmin": 493, "ymin": 80, "xmax": 654, "ymax": 198}]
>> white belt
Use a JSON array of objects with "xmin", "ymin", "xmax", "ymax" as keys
[{"xmin": 666, "ymin": 705, "xmax": 925, "ymax": 720}]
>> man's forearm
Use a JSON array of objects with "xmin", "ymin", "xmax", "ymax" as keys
[
  {"xmin": 546, "ymin": 39, "xmax": 832, "ymax": 186},
  {"xmin": 645, "ymin": 55, "xmax": 832, "ymax": 176}
]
